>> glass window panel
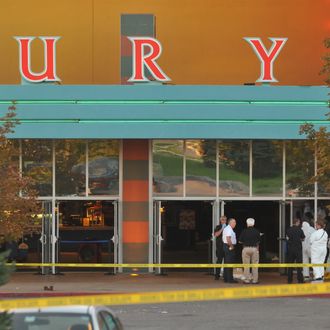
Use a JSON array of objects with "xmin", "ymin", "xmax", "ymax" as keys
[
  {"xmin": 55, "ymin": 140, "xmax": 86, "ymax": 196},
  {"xmin": 153, "ymin": 140, "xmax": 184, "ymax": 196},
  {"xmin": 22, "ymin": 140, "xmax": 52, "ymax": 196},
  {"xmin": 253, "ymin": 140, "xmax": 283, "ymax": 196},
  {"xmin": 186, "ymin": 140, "xmax": 216, "ymax": 196},
  {"xmin": 88, "ymin": 140, "xmax": 119, "ymax": 195},
  {"xmin": 317, "ymin": 200, "xmax": 330, "ymax": 222},
  {"xmin": 219, "ymin": 140, "xmax": 249, "ymax": 197},
  {"xmin": 318, "ymin": 172, "xmax": 330, "ymax": 197},
  {"xmin": 286, "ymin": 141, "xmax": 314, "ymax": 197}
]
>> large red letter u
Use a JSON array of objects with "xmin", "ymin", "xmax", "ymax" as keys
[{"xmin": 15, "ymin": 36, "xmax": 61, "ymax": 83}]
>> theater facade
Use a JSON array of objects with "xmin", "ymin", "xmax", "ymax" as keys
[
  {"xmin": 0, "ymin": 1, "xmax": 329, "ymax": 273},
  {"xmin": 0, "ymin": 84, "xmax": 329, "ymax": 273}
]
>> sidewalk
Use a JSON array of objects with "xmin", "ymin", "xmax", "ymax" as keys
[{"xmin": 0, "ymin": 271, "xmax": 290, "ymax": 298}]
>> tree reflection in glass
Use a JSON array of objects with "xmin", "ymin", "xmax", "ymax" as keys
[
  {"xmin": 286, "ymin": 140, "xmax": 314, "ymax": 197},
  {"xmin": 153, "ymin": 140, "xmax": 184, "ymax": 196},
  {"xmin": 55, "ymin": 140, "xmax": 86, "ymax": 196},
  {"xmin": 186, "ymin": 140, "xmax": 216, "ymax": 196},
  {"xmin": 218, "ymin": 140, "xmax": 249, "ymax": 196},
  {"xmin": 88, "ymin": 140, "xmax": 119, "ymax": 195},
  {"xmin": 22, "ymin": 139, "xmax": 52, "ymax": 196},
  {"xmin": 253, "ymin": 140, "xmax": 282, "ymax": 196}
]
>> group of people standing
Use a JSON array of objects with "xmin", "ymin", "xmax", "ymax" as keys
[
  {"xmin": 214, "ymin": 215, "xmax": 330, "ymax": 284},
  {"xmin": 286, "ymin": 217, "xmax": 329, "ymax": 283},
  {"xmin": 214, "ymin": 216, "xmax": 261, "ymax": 284}
]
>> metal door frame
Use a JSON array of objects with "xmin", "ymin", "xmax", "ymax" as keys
[
  {"xmin": 153, "ymin": 200, "xmax": 163, "ymax": 275},
  {"xmin": 111, "ymin": 200, "xmax": 119, "ymax": 274},
  {"xmin": 41, "ymin": 201, "xmax": 52, "ymax": 275}
]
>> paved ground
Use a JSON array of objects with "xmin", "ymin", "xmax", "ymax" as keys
[
  {"xmin": 112, "ymin": 298, "xmax": 330, "ymax": 330},
  {"xmin": 1, "ymin": 271, "xmax": 329, "ymax": 329},
  {"xmin": 0, "ymin": 270, "xmax": 291, "ymax": 296}
]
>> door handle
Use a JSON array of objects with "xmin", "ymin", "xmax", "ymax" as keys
[
  {"xmin": 157, "ymin": 236, "xmax": 164, "ymax": 245},
  {"xmin": 39, "ymin": 234, "xmax": 47, "ymax": 245},
  {"xmin": 111, "ymin": 235, "xmax": 118, "ymax": 244}
]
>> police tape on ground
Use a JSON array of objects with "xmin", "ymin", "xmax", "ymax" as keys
[
  {"xmin": 9, "ymin": 262, "xmax": 330, "ymax": 268},
  {"xmin": 0, "ymin": 282, "xmax": 329, "ymax": 310}
]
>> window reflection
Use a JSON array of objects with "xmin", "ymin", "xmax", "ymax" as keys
[
  {"xmin": 153, "ymin": 140, "xmax": 184, "ymax": 196},
  {"xmin": 55, "ymin": 140, "xmax": 86, "ymax": 196},
  {"xmin": 88, "ymin": 140, "xmax": 119, "ymax": 195},
  {"xmin": 253, "ymin": 140, "xmax": 283, "ymax": 196},
  {"xmin": 186, "ymin": 140, "xmax": 216, "ymax": 196},
  {"xmin": 219, "ymin": 141, "xmax": 249, "ymax": 196},
  {"xmin": 286, "ymin": 141, "xmax": 314, "ymax": 197},
  {"xmin": 22, "ymin": 140, "xmax": 52, "ymax": 196},
  {"xmin": 318, "ymin": 172, "xmax": 330, "ymax": 197}
]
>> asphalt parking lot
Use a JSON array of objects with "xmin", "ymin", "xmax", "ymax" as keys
[{"xmin": 112, "ymin": 297, "xmax": 330, "ymax": 330}]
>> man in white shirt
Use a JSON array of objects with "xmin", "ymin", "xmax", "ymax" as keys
[{"xmin": 222, "ymin": 218, "xmax": 238, "ymax": 283}]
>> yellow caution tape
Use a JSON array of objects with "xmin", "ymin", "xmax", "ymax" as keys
[
  {"xmin": 9, "ymin": 262, "xmax": 330, "ymax": 268},
  {"xmin": 0, "ymin": 283, "xmax": 329, "ymax": 310}
]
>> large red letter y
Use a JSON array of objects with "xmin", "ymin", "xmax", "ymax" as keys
[{"xmin": 244, "ymin": 37, "xmax": 287, "ymax": 83}]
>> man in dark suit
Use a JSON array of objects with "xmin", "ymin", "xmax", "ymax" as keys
[
  {"xmin": 286, "ymin": 218, "xmax": 305, "ymax": 284},
  {"xmin": 214, "ymin": 216, "xmax": 227, "ymax": 280}
]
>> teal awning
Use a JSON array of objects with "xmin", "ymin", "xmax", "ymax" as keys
[{"xmin": 0, "ymin": 85, "xmax": 328, "ymax": 139}]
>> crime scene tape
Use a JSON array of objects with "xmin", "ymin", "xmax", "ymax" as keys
[
  {"xmin": 0, "ymin": 282, "xmax": 330, "ymax": 310},
  {"xmin": 8, "ymin": 262, "xmax": 330, "ymax": 268}
]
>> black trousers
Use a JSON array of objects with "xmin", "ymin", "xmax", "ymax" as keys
[
  {"xmin": 223, "ymin": 244, "xmax": 235, "ymax": 282},
  {"xmin": 287, "ymin": 248, "xmax": 303, "ymax": 283},
  {"xmin": 215, "ymin": 243, "xmax": 225, "ymax": 278}
]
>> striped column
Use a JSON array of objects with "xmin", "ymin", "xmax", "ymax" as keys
[
  {"xmin": 120, "ymin": 14, "xmax": 155, "ymax": 84},
  {"xmin": 122, "ymin": 140, "xmax": 149, "ymax": 264}
]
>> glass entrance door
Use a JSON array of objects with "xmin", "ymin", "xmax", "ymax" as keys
[
  {"xmin": 153, "ymin": 200, "xmax": 214, "ymax": 273},
  {"xmin": 56, "ymin": 200, "xmax": 116, "ymax": 271}
]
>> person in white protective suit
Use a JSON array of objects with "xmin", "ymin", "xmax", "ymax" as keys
[
  {"xmin": 301, "ymin": 221, "xmax": 316, "ymax": 280},
  {"xmin": 310, "ymin": 219, "xmax": 328, "ymax": 282}
]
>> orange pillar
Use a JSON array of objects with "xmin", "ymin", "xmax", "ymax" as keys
[{"xmin": 122, "ymin": 139, "xmax": 149, "ymax": 263}]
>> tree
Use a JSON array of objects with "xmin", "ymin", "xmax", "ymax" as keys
[
  {"xmin": 0, "ymin": 105, "xmax": 40, "ymax": 329},
  {"xmin": 0, "ymin": 105, "xmax": 41, "ymax": 242},
  {"xmin": 299, "ymin": 38, "xmax": 330, "ymax": 193},
  {"xmin": 0, "ymin": 252, "xmax": 13, "ymax": 330}
]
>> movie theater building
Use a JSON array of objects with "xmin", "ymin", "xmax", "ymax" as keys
[{"xmin": 0, "ymin": 3, "xmax": 329, "ymax": 273}]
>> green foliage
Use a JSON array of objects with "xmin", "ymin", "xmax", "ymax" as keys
[
  {"xmin": 0, "ymin": 312, "xmax": 12, "ymax": 330},
  {"xmin": 0, "ymin": 251, "xmax": 12, "ymax": 286},
  {"xmin": 0, "ymin": 252, "xmax": 13, "ymax": 330},
  {"xmin": 299, "ymin": 39, "xmax": 330, "ymax": 192},
  {"xmin": 0, "ymin": 106, "xmax": 41, "ymax": 241},
  {"xmin": 320, "ymin": 38, "xmax": 330, "ymax": 85}
]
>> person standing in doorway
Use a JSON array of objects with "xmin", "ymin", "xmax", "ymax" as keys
[
  {"xmin": 310, "ymin": 218, "xmax": 328, "ymax": 282},
  {"xmin": 223, "ymin": 218, "xmax": 238, "ymax": 283},
  {"xmin": 239, "ymin": 218, "xmax": 261, "ymax": 284},
  {"xmin": 324, "ymin": 216, "xmax": 330, "ymax": 273},
  {"xmin": 214, "ymin": 216, "xmax": 227, "ymax": 280},
  {"xmin": 286, "ymin": 218, "xmax": 305, "ymax": 284},
  {"xmin": 301, "ymin": 220, "xmax": 315, "ymax": 280}
]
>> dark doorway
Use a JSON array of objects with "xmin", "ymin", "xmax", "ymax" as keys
[
  {"xmin": 160, "ymin": 201, "xmax": 213, "ymax": 266},
  {"xmin": 224, "ymin": 201, "xmax": 279, "ymax": 263}
]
